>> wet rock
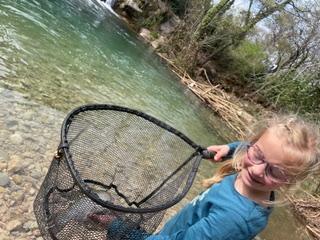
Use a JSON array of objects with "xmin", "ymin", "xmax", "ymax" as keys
[
  {"xmin": 23, "ymin": 221, "xmax": 38, "ymax": 231},
  {"xmin": 8, "ymin": 155, "xmax": 25, "ymax": 173},
  {"xmin": 139, "ymin": 28, "xmax": 152, "ymax": 42},
  {"xmin": 6, "ymin": 220, "xmax": 23, "ymax": 232},
  {"xmin": 12, "ymin": 175, "xmax": 23, "ymax": 185},
  {"xmin": 9, "ymin": 133, "xmax": 23, "ymax": 145},
  {"xmin": 22, "ymin": 110, "xmax": 34, "ymax": 121},
  {"xmin": 151, "ymin": 36, "xmax": 165, "ymax": 49},
  {"xmin": 0, "ymin": 172, "xmax": 10, "ymax": 187},
  {"xmin": 0, "ymin": 151, "xmax": 9, "ymax": 161},
  {"xmin": 0, "ymin": 162, "xmax": 7, "ymax": 171},
  {"xmin": 12, "ymin": 191, "xmax": 25, "ymax": 204},
  {"xmin": 119, "ymin": 0, "xmax": 142, "ymax": 13},
  {"xmin": 6, "ymin": 120, "xmax": 18, "ymax": 129},
  {"xmin": 29, "ymin": 188, "xmax": 36, "ymax": 196},
  {"xmin": 0, "ymin": 186, "xmax": 6, "ymax": 193},
  {"xmin": 0, "ymin": 232, "xmax": 10, "ymax": 240}
]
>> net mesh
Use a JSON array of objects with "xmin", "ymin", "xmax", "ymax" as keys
[{"xmin": 34, "ymin": 105, "xmax": 203, "ymax": 240}]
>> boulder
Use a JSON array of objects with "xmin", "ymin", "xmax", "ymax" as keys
[
  {"xmin": 139, "ymin": 28, "xmax": 152, "ymax": 42},
  {"xmin": 119, "ymin": 0, "xmax": 142, "ymax": 18},
  {"xmin": 151, "ymin": 36, "xmax": 166, "ymax": 49},
  {"xmin": 160, "ymin": 16, "xmax": 180, "ymax": 35}
]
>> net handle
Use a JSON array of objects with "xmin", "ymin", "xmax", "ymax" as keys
[{"xmin": 201, "ymin": 149, "xmax": 230, "ymax": 161}]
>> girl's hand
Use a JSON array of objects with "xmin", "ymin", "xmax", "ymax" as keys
[
  {"xmin": 206, "ymin": 145, "xmax": 230, "ymax": 162},
  {"xmin": 88, "ymin": 213, "xmax": 116, "ymax": 226}
]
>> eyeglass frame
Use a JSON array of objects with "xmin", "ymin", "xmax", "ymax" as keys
[{"xmin": 245, "ymin": 144, "xmax": 290, "ymax": 184}]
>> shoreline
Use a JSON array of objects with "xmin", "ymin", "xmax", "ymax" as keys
[{"xmin": 112, "ymin": 8, "xmax": 319, "ymax": 239}]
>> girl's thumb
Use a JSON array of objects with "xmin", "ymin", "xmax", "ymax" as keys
[{"xmin": 214, "ymin": 152, "xmax": 222, "ymax": 161}]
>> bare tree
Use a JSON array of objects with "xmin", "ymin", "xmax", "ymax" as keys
[{"xmin": 263, "ymin": 0, "xmax": 320, "ymax": 72}]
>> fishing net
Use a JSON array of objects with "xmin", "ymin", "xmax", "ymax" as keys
[{"xmin": 34, "ymin": 104, "xmax": 214, "ymax": 240}]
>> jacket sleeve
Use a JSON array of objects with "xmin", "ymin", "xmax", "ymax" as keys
[
  {"xmin": 107, "ymin": 219, "xmax": 151, "ymax": 240},
  {"xmin": 146, "ymin": 211, "xmax": 248, "ymax": 240}
]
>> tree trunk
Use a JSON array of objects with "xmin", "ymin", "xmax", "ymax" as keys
[
  {"xmin": 194, "ymin": 0, "xmax": 235, "ymax": 40},
  {"xmin": 200, "ymin": 1, "xmax": 294, "ymax": 65}
]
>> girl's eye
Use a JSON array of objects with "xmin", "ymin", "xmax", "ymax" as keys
[
  {"xmin": 252, "ymin": 152, "xmax": 264, "ymax": 163},
  {"xmin": 269, "ymin": 166, "xmax": 286, "ymax": 180}
]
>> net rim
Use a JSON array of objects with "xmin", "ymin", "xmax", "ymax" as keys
[{"xmin": 59, "ymin": 104, "xmax": 204, "ymax": 213}]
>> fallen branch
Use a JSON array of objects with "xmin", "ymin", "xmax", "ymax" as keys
[
  {"xmin": 158, "ymin": 53, "xmax": 254, "ymax": 138},
  {"xmin": 287, "ymin": 194, "xmax": 320, "ymax": 239}
]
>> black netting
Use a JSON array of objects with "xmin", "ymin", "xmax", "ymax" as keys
[{"xmin": 34, "ymin": 104, "xmax": 206, "ymax": 240}]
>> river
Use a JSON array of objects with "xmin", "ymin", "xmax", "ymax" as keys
[{"xmin": 0, "ymin": 0, "xmax": 310, "ymax": 239}]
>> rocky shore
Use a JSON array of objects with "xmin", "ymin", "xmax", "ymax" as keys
[{"xmin": 0, "ymin": 87, "xmax": 64, "ymax": 240}]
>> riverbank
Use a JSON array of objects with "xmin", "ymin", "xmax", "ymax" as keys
[
  {"xmin": 112, "ymin": 3, "xmax": 320, "ymax": 239},
  {"xmin": 112, "ymin": 1, "xmax": 263, "ymax": 139}
]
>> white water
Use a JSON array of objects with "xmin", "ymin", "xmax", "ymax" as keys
[{"xmin": 92, "ymin": 0, "xmax": 118, "ymax": 15}]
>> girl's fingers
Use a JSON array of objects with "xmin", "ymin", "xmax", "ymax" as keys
[
  {"xmin": 88, "ymin": 213, "xmax": 115, "ymax": 225},
  {"xmin": 207, "ymin": 145, "xmax": 230, "ymax": 161},
  {"xmin": 206, "ymin": 145, "xmax": 222, "ymax": 152}
]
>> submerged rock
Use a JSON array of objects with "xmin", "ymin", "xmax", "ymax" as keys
[
  {"xmin": 9, "ymin": 133, "xmax": 23, "ymax": 145},
  {"xmin": 0, "ymin": 172, "xmax": 10, "ymax": 187}
]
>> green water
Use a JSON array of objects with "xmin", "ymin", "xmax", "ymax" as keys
[
  {"xmin": 0, "ymin": 0, "xmax": 310, "ymax": 239},
  {"xmin": 0, "ymin": 0, "xmax": 228, "ymax": 146}
]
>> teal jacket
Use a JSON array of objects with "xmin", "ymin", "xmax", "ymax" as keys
[
  {"xmin": 147, "ymin": 173, "xmax": 272, "ymax": 240},
  {"xmin": 108, "ymin": 142, "xmax": 272, "ymax": 240}
]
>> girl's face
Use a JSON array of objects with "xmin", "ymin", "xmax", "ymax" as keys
[{"xmin": 240, "ymin": 131, "xmax": 291, "ymax": 193}]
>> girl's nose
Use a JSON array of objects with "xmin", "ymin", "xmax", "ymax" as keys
[{"xmin": 252, "ymin": 163, "xmax": 267, "ymax": 178}]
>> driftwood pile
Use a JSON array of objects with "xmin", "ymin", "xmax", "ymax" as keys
[
  {"xmin": 158, "ymin": 53, "xmax": 254, "ymax": 139},
  {"xmin": 288, "ymin": 193, "xmax": 320, "ymax": 239}
]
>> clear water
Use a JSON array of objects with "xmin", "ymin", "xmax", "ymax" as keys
[
  {"xmin": 0, "ymin": 0, "xmax": 309, "ymax": 239},
  {"xmin": 0, "ymin": 0, "xmax": 227, "ymax": 146}
]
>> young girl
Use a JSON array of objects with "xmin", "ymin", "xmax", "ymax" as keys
[{"xmin": 90, "ymin": 115, "xmax": 320, "ymax": 240}]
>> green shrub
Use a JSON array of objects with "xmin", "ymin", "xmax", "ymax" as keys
[
  {"xmin": 228, "ymin": 41, "xmax": 267, "ymax": 80},
  {"xmin": 258, "ymin": 71, "xmax": 320, "ymax": 117}
]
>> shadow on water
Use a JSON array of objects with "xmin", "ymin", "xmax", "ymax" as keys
[{"xmin": 0, "ymin": 0, "xmax": 310, "ymax": 239}]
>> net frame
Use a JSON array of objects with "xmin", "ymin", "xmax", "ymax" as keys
[
  {"xmin": 59, "ymin": 104, "xmax": 205, "ymax": 213},
  {"xmin": 34, "ymin": 104, "xmax": 215, "ymax": 240}
]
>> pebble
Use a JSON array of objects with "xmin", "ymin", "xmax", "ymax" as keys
[
  {"xmin": 29, "ymin": 188, "xmax": 36, "ymax": 196},
  {"xmin": 0, "ymin": 233, "xmax": 10, "ymax": 240},
  {"xmin": 9, "ymin": 133, "xmax": 23, "ymax": 145},
  {"xmin": 0, "ymin": 162, "xmax": 8, "ymax": 171},
  {"xmin": 0, "ymin": 186, "xmax": 6, "ymax": 193},
  {"xmin": 23, "ymin": 221, "xmax": 38, "ymax": 231},
  {"xmin": 0, "ymin": 172, "xmax": 10, "ymax": 187},
  {"xmin": 6, "ymin": 120, "xmax": 18, "ymax": 129},
  {"xmin": 6, "ymin": 220, "xmax": 23, "ymax": 232},
  {"xmin": 12, "ymin": 175, "xmax": 23, "ymax": 185},
  {"xmin": 7, "ymin": 155, "xmax": 25, "ymax": 174},
  {"xmin": 0, "ymin": 152, "xmax": 9, "ymax": 161}
]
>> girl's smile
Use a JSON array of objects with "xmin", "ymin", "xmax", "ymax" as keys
[
  {"xmin": 247, "ymin": 169, "xmax": 264, "ymax": 185},
  {"xmin": 236, "ymin": 129, "xmax": 292, "ymax": 201}
]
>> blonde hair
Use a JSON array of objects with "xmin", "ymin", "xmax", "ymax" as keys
[{"xmin": 202, "ymin": 115, "xmax": 320, "ymax": 192}]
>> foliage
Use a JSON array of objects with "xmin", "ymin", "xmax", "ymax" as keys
[
  {"xmin": 167, "ymin": 0, "xmax": 188, "ymax": 16},
  {"xmin": 128, "ymin": 0, "xmax": 320, "ymax": 122},
  {"xmin": 254, "ymin": 69, "xmax": 320, "ymax": 119},
  {"xmin": 150, "ymin": 31, "xmax": 159, "ymax": 40},
  {"xmin": 139, "ymin": 13, "xmax": 167, "ymax": 30},
  {"xmin": 228, "ymin": 41, "xmax": 267, "ymax": 80}
]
